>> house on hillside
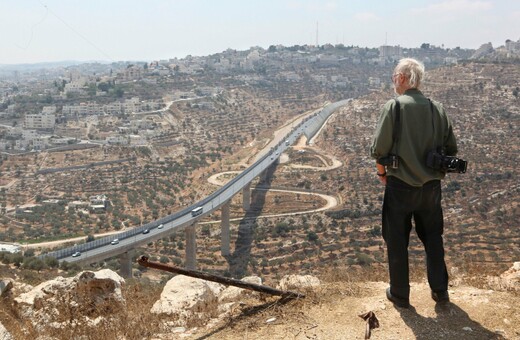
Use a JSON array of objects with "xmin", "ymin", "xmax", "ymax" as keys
[{"xmin": 89, "ymin": 194, "xmax": 109, "ymax": 213}]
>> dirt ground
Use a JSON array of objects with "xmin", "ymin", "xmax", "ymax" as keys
[{"xmin": 187, "ymin": 280, "xmax": 519, "ymax": 340}]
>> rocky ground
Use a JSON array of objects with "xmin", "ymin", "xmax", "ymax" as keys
[
  {"xmin": 197, "ymin": 280, "xmax": 519, "ymax": 340},
  {"xmin": 0, "ymin": 262, "xmax": 518, "ymax": 339}
]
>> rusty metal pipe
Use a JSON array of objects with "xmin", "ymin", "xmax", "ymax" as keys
[{"xmin": 137, "ymin": 255, "xmax": 304, "ymax": 299}]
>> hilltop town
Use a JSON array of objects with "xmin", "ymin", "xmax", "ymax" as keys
[{"xmin": 0, "ymin": 40, "xmax": 519, "ymax": 338}]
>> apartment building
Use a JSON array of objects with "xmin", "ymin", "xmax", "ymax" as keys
[
  {"xmin": 379, "ymin": 45, "xmax": 402, "ymax": 61},
  {"xmin": 25, "ymin": 112, "xmax": 56, "ymax": 129}
]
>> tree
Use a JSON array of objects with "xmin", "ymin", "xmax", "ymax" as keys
[
  {"xmin": 307, "ymin": 231, "xmax": 319, "ymax": 243},
  {"xmin": 24, "ymin": 248, "xmax": 35, "ymax": 257},
  {"xmin": 114, "ymin": 87, "xmax": 124, "ymax": 98},
  {"xmin": 23, "ymin": 257, "xmax": 46, "ymax": 271}
]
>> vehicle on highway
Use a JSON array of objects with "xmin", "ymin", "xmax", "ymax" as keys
[
  {"xmin": 157, "ymin": 224, "xmax": 164, "ymax": 229},
  {"xmin": 285, "ymin": 140, "xmax": 290, "ymax": 146},
  {"xmin": 72, "ymin": 251, "xmax": 81, "ymax": 257},
  {"xmin": 142, "ymin": 228, "xmax": 150, "ymax": 234},
  {"xmin": 110, "ymin": 239, "xmax": 119, "ymax": 245},
  {"xmin": 191, "ymin": 206, "xmax": 203, "ymax": 217}
]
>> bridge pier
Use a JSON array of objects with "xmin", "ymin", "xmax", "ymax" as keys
[
  {"xmin": 185, "ymin": 223, "xmax": 197, "ymax": 270},
  {"xmin": 119, "ymin": 251, "xmax": 133, "ymax": 278},
  {"xmin": 259, "ymin": 169, "xmax": 268, "ymax": 183},
  {"xmin": 242, "ymin": 182, "xmax": 251, "ymax": 211},
  {"xmin": 221, "ymin": 201, "xmax": 230, "ymax": 256}
]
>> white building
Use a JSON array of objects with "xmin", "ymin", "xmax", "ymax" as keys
[
  {"xmin": 106, "ymin": 135, "xmax": 128, "ymax": 145},
  {"xmin": 129, "ymin": 135, "xmax": 147, "ymax": 146},
  {"xmin": 505, "ymin": 39, "xmax": 520, "ymax": 52},
  {"xmin": 379, "ymin": 45, "xmax": 402, "ymax": 61},
  {"xmin": 445, "ymin": 57, "xmax": 458, "ymax": 65},
  {"xmin": 42, "ymin": 106, "xmax": 57, "ymax": 114},
  {"xmin": 0, "ymin": 243, "xmax": 21, "ymax": 253},
  {"xmin": 25, "ymin": 113, "xmax": 55, "ymax": 129},
  {"xmin": 64, "ymin": 81, "xmax": 85, "ymax": 94}
]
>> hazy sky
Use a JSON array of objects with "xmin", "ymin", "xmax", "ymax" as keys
[{"xmin": 1, "ymin": 0, "xmax": 519, "ymax": 64}]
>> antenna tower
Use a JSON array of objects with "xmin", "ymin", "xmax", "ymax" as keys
[{"xmin": 316, "ymin": 21, "xmax": 319, "ymax": 46}]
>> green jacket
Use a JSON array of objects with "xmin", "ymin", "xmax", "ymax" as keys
[{"xmin": 370, "ymin": 89, "xmax": 458, "ymax": 187}]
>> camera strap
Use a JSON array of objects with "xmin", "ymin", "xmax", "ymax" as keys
[
  {"xmin": 391, "ymin": 99, "xmax": 401, "ymax": 155},
  {"xmin": 428, "ymin": 99, "xmax": 436, "ymax": 150}
]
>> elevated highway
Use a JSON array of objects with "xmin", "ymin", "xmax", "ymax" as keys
[{"xmin": 40, "ymin": 99, "xmax": 351, "ymax": 275}]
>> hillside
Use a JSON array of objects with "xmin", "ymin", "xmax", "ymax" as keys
[{"xmin": 0, "ymin": 61, "xmax": 519, "ymax": 339}]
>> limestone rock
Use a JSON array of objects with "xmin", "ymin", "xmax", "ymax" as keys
[
  {"xmin": 0, "ymin": 279, "xmax": 13, "ymax": 297},
  {"xmin": 14, "ymin": 269, "xmax": 125, "ymax": 330},
  {"xmin": 0, "ymin": 321, "xmax": 13, "ymax": 340},
  {"xmin": 487, "ymin": 261, "xmax": 520, "ymax": 291},
  {"xmin": 151, "ymin": 275, "xmax": 225, "ymax": 327},
  {"xmin": 277, "ymin": 274, "xmax": 321, "ymax": 291},
  {"xmin": 218, "ymin": 275, "xmax": 262, "ymax": 303}
]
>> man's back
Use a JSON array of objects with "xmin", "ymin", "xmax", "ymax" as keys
[{"xmin": 371, "ymin": 88, "xmax": 457, "ymax": 186}]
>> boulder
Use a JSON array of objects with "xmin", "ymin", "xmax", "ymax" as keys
[
  {"xmin": 277, "ymin": 274, "xmax": 321, "ymax": 291},
  {"xmin": 151, "ymin": 275, "xmax": 225, "ymax": 327},
  {"xmin": 14, "ymin": 269, "xmax": 125, "ymax": 329},
  {"xmin": 487, "ymin": 261, "xmax": 520, "ymax": 292},
  {"xmin": 0, "ymin": 322, "xmax": 13, "ymax": 340},
  {"xmin": 0, "ymin": 279, "xmax": 13, "ymax": 297},
  {"xmin": 218, "ymin": 275, "xmax": 262, "ymax": 303}
]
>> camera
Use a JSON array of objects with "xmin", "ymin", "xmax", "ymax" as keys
[
  {"xmin": 377, "ymin": 154, "xmax": 399, "ymax": 169},
  {"xmin": 426, "ymin": 148, "xmax": 467, "ymax": 173}
]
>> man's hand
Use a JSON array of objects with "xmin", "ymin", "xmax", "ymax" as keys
[{"xmin": 376, "ymin": 163, "xmax": 387, "ymax": 185}]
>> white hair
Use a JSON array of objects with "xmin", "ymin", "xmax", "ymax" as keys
[{"xmin": 395, "ymin": 58, "xmax": 425, "ymax": 88}]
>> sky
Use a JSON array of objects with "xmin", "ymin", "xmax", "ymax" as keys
[{"xmin": 1, "ymin": 0, "xmax": 519, "ymax": 65}]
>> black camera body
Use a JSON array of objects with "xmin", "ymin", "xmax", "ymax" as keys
[
  {"xmin": 426, "ymin": 148, "xmax": 467, "ymax": 173},
  {"xmin": 377, "ymin": 154, "xmax": 399, "ymax": 169}
]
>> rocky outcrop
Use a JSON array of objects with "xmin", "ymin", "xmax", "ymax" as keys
[
  {"xmin": 14, "ymin": 269, "xmax": 125, "ymax": 329},
  {"xmin": 0, "ymin": 322, "xmax": 13, "ymax": 340},
  {"xmin": 277, "ymin": 274, "xmax": 321, "ymax": 291},
  {"xmin": 487, "ymin": 261, "xmax": 520, "ymax": 292},
  {"xmin": 0, "ymin": 279, "xmax": 13, "ymax": 297},
  {"xmin": 150, "ymin": 275, "xmax": 225, "ymax": 327},
  {"xmin": 150, "ymin": 274, "xmax": 317, "ymax": 328},
  {"xmin": 218, "ymin": 275, "xmax": 262, "ymax": 303}
]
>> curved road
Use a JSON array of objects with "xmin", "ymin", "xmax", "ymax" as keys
[{"xmin": 36, "ymin": 100, "xmax": 350, "ymax": 263}]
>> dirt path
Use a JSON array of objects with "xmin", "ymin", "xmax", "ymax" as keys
[{"xmin": 22, "ymin": 229, "xmax": 125, "ymax": 249}]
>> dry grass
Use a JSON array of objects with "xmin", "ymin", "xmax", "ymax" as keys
[
  {"xmin": 0, "ymin": 278, "xmax": 164, "ymax": 339},
  {"xmin": 0, "ymin": 258, "xmax": 515, "ymax": 339}
]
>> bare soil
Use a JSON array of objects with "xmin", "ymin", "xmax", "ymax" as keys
[{"xmin": 188, "ymin": 280, "xmax": 519, "ymax": 340}]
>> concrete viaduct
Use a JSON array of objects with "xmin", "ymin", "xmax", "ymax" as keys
[{"xmin": 39, "ymin": 100, "xmax": 350, "ymax": 277}]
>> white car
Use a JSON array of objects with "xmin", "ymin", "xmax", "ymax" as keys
[
  {"xmin": 72, "ymin": 251, "xmax": 81, "ymax": 257},
  {"xmin": 110, "ymin": 239, "xmax": 119, "ymax": 245},
  {"xmin": 157, "ymin": 224, "xmax": 164, "ymax": 229}
]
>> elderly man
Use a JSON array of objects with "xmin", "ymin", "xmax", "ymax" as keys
[{"xmin": 370, "ymin": 58, "xmax": 458, "ymax": 308}]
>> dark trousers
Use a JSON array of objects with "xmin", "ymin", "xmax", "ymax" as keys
[{"xmin": 382, "ymin": 176, "xmax": 448, "ymax": 300}]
